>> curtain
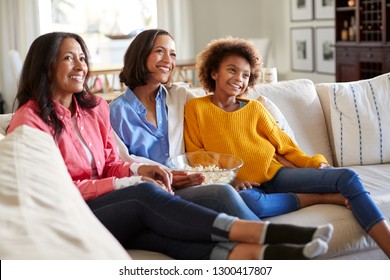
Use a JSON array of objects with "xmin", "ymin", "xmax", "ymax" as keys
[
  {"xmin": 0, "ymin": 0, "xmax": 40, "ymax": 113},
  {"xmin": 156, "ymin": 0, "xmax": 194, "ymax": 61}
]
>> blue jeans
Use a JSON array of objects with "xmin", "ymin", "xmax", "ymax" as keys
[
  {"xmin": 87, "ymin": 182, "xmax": 238, "ymax": 259},
  {"xmin": 239, "ymin": 167, "xmax": 384, "ymax": 232},
  {"xmin": 175, "ymin": 184, "xmax": 260, "ymax": 221}
]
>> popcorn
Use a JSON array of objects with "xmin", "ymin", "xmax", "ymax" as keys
[
  {"xmin": 183, "ymin": 164, "xmax": 236, "ymax": 184},
  {"xmin": 167, "ymin": 151, "xmax": 243, "ymax": 185}
]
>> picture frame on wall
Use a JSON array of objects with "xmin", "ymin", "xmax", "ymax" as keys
[
  {"xmin": 314, "ymin": 0, "xmax": 335, "ymax": 20},
  {"xmin": 315, "ymin": 27, "xmax": 335, "ymax": 74},
  {"xmin": 290, "ymin": 0, "xmax": 313, "ymax": 21},
  {"xmin": 291, "ymin": 27, "xmax": 314, "ymax": 72}
]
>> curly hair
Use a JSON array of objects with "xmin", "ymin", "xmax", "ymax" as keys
[{"xmin": 196, "ymin": 37, "xmax": 262, "ymax": 94}]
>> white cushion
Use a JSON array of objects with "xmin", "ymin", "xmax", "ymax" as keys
[
  {"xmin": 265, "ymin": 163, "xmax": 390, "ymax": 259},
  {"xmin": 248, "ymin": 80, "xmax": 334, "ymax": 165},
  {"xmin": 318, "ymin": 73, "xmax": 390, "ymax": 167},
  {"xmin": 249, "ymin": 94, "xmax": 296, "ymax": 142},
  {"xmin": 0, "ymin": 113, "xmax": 12, "ymax": 136},
  {"xmin": 0, "ymin": 125, "xmax": 130, "ymax": 259}
]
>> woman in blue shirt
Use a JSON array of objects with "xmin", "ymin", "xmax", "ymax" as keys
[{"xmin": 109, "ymin": 29, "xmax": 260, "ymax": 220}]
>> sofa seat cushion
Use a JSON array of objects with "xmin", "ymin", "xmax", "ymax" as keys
[
  {"xmin": 265, "ymin": 163, "xmax": 390, "ymax": 259},
  {"xmin": 0, "ymin": 125, "xmax": 130, "ymax": 259}
]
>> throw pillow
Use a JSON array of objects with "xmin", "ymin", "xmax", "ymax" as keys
[
  {"xmin": 328, "ymin": 73, "xmax": 390, "ymax": 166},
  {"xmin": 254, "ymin": 95, "xmax": 297, "ymax": 143},
  {"xmin": 0, "ymin": 125, "xmax": 130, "ymax": 259},
  {"xmin": 246, "ymin": 80, "xmax": 334, "ymax": 165}
]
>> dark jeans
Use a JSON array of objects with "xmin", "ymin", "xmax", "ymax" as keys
[{"xmin": 87, "ymin": 182, "xmax": 236, "ymax": 259}]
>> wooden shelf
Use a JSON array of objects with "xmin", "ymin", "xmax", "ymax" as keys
[{"xmin": 335, "ymin": 0, "xmax": 390, "ymax": 81}]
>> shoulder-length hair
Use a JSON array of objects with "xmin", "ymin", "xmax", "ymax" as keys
[
  {"xmin": 14, "ymin": 32, "xmax": 98, "ymax": 138},
  {"xmin": 119, "ymin": 29, "xmax": 174, "ymax": 89}
]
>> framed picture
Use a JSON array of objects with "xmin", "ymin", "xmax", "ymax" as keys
[
  {"xmin": 291, "ymin": 27, "xmax": 314, "ymax": 72},
  {"xmin": 290, "ymin": 0, "xmax": 313, "ymax": 21},
  {"xmin": 314, "ymin": 0, "xmax": 335, "ymax": 20},
  {"xmin": 315, "ymin": 27, "xmax": 335, "ymax": 74}
]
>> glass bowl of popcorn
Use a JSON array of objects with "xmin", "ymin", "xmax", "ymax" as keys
[{"xmin": 166, "ymin": 151, "xmax": 243, "ymax": 185}]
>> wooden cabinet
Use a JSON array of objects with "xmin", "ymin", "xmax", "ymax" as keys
[
  {"xmin": 385, "ymin": 51, "xmax": 390, "ymax": 72},
  {"xmin": 335, "ymin": 0, "xmax": 390, "ymax": 81},
  {"xmin": 335, "ymin": 47, "xmax": 359, "ymax": 82}
]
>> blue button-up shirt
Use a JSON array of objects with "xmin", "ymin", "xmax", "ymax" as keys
[{"xmin": 110, "ymin": 86, "xmax": 170, "ymax": 165}]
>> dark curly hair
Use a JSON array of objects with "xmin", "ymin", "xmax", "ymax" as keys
[{"xmin": 196, "ymin": 37, "xmax": 262, "ymax": 94}]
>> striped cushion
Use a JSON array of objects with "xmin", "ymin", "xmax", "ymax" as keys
[{"xmin": 329, "ymin": 73, "xmax": 390, "ymax": 166}]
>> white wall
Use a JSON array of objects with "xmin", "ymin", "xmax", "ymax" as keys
[{"xmin": 189, "ymin": 0, "xmax": 335, "ymax": 83}]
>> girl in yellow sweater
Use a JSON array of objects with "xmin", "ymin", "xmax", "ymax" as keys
[{"xmin": 184, "ymin": 37, "xmax": 390, "ymax": 258}]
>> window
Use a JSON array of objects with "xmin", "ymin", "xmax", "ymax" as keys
[{"xmin": 39, "ymin": 0, "xmax": 157, "ymax": 64}]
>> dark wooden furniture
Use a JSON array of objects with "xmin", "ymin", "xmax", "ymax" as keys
[{"xmin": 335, "ymin": 0, "xmax": 390, "ymax": 82}]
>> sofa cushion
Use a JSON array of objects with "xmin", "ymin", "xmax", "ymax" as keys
[
  {"xmin": 0, "ymin": 125, "xmax": 130, "ymax": 259},
  {"xmin": 248, "ymin": 80, "xmax": 334, "ymax": 165},
  {"xmin": 0, "ymin": 113, "xmax": 12, "ymax": 136},
  {"xmin": 265, "ymin": 163, "xmax": 390, "ymax": 259},
  {"xmin": 317, "ymin": 73, "xmax": 390, "ymax": 167},
  {"xmin": 253, "ymin": 95, "xmax": 296, "ymax": 142}
]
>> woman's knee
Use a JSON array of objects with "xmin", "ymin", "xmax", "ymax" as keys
[
  {"xmin": 122, "ymin": 181, "xmax": 162, "ymax": 197},
  {"xmin": 213, "ymin": 184, "xmax": 236, "ymax": 195},
  {"xmin": 206, "ymin": 184, "xmax": 243, "ymax": 202}
]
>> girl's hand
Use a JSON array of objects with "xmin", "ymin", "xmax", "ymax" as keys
[
  {"xmin": 137, "ymin": 165, "xmax": 173, "ymax": 193},
  {"xmin": 318, "ymin": 162, "xmax": 331, "ymax": 169},
  {"xmin": 232, "ymin": 179, "xmax": 260, "ymax": 191},
  {"xmin": 171, "ymin": 170, "xmax": 206, "ymax": 189}
]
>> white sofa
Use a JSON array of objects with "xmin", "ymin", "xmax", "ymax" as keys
[{"xmin": 1, "ymin": 73, "xmax": 389, "ymax": 259}]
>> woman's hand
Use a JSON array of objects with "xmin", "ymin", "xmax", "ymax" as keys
[
  {"xmin": 232, "ymin": 179, "xmax": 260, "ymax": 191},
  {"xmin": 171, "ymin": 170, "xmax": 206, "ymax": 189},
  {"xmin": 137, "ymin": 165, "xmax": 173, "ymax": 193},
  {"xmin": 140, "ymin": 176, "xmax": 174, "ymax": 194}
]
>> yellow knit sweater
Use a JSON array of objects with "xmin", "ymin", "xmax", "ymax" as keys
[{"xmin": 184, "ymin": 95, "xmax": 328, "ymax": 183}]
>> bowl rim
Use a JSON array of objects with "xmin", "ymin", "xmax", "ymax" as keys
[{"xmin": 166, "ymin": 151, "xmax": 244, "ymax": 172}]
